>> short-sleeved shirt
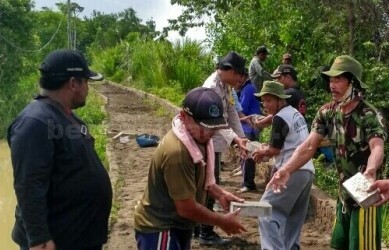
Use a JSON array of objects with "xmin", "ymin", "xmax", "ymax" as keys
[
  {"xmin": 269, "ymin": 105, "xmax": 314, "ymax": 173},
  {"xmin": 285, "ymin": 86, "xmax": 306, "ymax": 116},
  {"xmin": 203, "ymin": 71, "xmax": 245, "ymax": 152},
  {"xmin": 311, "ymin": 99, "xmax": 387, "ymax": 204},
  {"xmin": 134, "ymin": 130, "xmax": 207, "ymax": 232}
]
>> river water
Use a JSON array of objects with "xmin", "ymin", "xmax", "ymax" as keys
[{"xmin": 0, "ymin": 141, "xmax": 18, "ymax": 249}]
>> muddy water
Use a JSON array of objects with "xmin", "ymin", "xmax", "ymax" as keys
[{"xmin": 0, "ymin": 141, "xmax": 18, "ymax": 249}]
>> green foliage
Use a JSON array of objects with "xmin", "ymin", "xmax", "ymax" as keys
[
  {"xmin": 313, "ymin": 155, "xmax": 338, "ymax": 198},
  {"xmin": 74, "ymin": 88, "xmax": 107, "ymax": 166},
  {"xmin": 259, "ymin": 126, "xmax": 272, "ymax": 143},
  {"xmin": 0, "ymin": 73, "xmax": 39, "ymax": 138},
  {"xmin": 75, "ymin": 88, "xmax": 106, "ymax": 125},
  {"xmin": 363, "ymin": 61, "xmax": 389, "ymax": 113},
  {"xmin": 85, "ymin": 9, "xmax": 158, "ymax": 51},
  {"xmin": 130, "ymin": 40, "xmax": 168, "ymax": 89},
  {"xmin": 89, "ymin": 46, "xmax": 128, "ymax": 83},
  {"xmin": 91, "ymin": 37, "xmax": 213, "ymax": 96},
  {"xmin": 32, "ymin": 9, "xmax": 67, "ymax": 52},
  {"xmin": 148, "ymin": 81, "xmax": 185, "ymax": 106},
  {"xmin": 383, "ymin": 205, "xmax": 389, "ymax": 244},
  {"xmin": 0, "ymin": 0, "xmax": 36, "ymax": 88},
  {"xmin": 168, "ymin": 39, "xmax": 214, "ymax": 91},
  {"xmin": 88, "ymin": 124, "xmax": 107, "ymax": 166}
]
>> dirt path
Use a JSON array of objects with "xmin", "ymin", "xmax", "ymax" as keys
[{"xmin": 95, "ymin": 83, "xmax": 332, "ymax": 250}]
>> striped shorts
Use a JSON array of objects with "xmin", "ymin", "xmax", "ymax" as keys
[
  {"xmin": 135, "ymin": 228, "xmax": 192, "ymax": 250},
  {"xmin": 331, "ymin": 201, "xmax": 382, "ymax": 250}
]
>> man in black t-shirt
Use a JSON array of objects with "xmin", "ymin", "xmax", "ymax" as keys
[
  {"xmin": 271, "ymin": 64, "xmax": 307, "ymax": 117},
  {"xmin": 7, "ymin": 49, "xmax": 112, "ymax": 250}
]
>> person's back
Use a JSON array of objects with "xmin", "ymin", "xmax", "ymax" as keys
[
  {"xmin": 134, "ymin": 87, "xmax": 246, "ymax": 249},
  {"xmin": 134, "ymin": 130, "xmax": 207, "ymax": 232}
]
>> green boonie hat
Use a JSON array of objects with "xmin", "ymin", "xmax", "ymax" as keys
[
  {"xmin": 321, "ymin": 55, "xmax": 367, "ymax": 89},
  {"xmin": 254, "ymin": 80, "xmax": 291, "ymax": 99}
]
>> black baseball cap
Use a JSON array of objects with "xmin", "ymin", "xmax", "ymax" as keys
[
  {"xmin": 182, "ymin": 87, "xmax": 228, "ymax": 129},
  {"xmin": 39, "ymin": 49, "xmax": 103, "ymax": 80},
  {"xmin": 217, "ymin": 51, "xmax": 246, "ymax": 75},
  {"xmin": 271, "ymin": 64, "xmax": 297, "ymax": 78}
]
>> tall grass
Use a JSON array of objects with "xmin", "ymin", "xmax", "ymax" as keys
[
  {"xmin": 0, "ymin": 73, "xmax": 39, "ymax": 138},
  {"xmin": 75, "ymin": 88, "xmax": 107, "ymax": 166},
  {"xmin": 90, "ymin": 37, "xmax": 214, "ymax": 96},
  {"xmin": 383, "ymin": 205, "xmax": 389, "ymax": 244},
  {"xmin": 168, "ymin": 39, "xmax": 214, "ymax": 92}
]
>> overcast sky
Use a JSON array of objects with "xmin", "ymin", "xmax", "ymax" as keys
[{"xmin": 33, "ymin": 0, "xmax": 206, "ymax": 42}]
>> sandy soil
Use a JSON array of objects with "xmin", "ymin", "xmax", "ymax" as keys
[{"xmin": 95, "ymin": 83, "xmax": 332, "ymax": 250}]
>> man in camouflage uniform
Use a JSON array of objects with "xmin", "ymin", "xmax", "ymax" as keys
[{"xmin": 265, "ymin": 55, "xmax": 387, "ymax": 250}]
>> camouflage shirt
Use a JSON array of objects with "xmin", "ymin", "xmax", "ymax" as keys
[{"xmin": 311, "ymin": 98, "xmax": 387, "ymax": 205}]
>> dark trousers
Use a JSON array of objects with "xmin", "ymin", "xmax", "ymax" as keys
[
  {"xmin": 241, "ymin": 132, "xmax": 259, "ymax": 189},
  {"xmin": 199, "ymin": 152, "xmax": 221, "ymax": 237}
]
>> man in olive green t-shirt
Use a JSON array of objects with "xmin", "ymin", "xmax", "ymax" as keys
[{"xmin": 134, "ymin": 87, "xmax": 246, "ymax": 249}]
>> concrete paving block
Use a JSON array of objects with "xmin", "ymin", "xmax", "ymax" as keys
[
  {"xmin": 230, "ymin": 201, "xmax": 272, "ymax": 217},
  {"xmin": 342, "ymin": 172, "xmax": 381, "ymax": 209}
]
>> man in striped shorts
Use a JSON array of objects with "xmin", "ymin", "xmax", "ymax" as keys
[{"xmin": 133, "ymin": 87, "xmax": 246, "ymax": 249}]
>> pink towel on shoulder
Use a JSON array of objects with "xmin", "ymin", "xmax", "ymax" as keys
[{"xmin": 172, "ymin": 115, "xmax": 215, "ymax": 190}]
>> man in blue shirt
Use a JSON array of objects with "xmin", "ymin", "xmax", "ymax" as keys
[{"xmin": 236, "ymin": 70, "xmax": 261, "ymax": 192}]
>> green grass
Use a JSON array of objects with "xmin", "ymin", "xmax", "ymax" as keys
[
  {"xmin": 109, "ymin": 175, "xmax": 124, "ymax": 228},
  {"xmin": 383, "ymin": 205, "xmax": 389, "ymax": 244},
  {"xmin": 74, "ymin": 88, "xmax": 108, "ymax": 168}
]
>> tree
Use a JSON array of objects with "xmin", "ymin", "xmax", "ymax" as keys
[
  {"xmin": 55, "ymin": 2, "xmax": 84, "ymax": 15},
  {"xmin": 0, "ymin": 0, "xmax": 36, "ymax": 87}
]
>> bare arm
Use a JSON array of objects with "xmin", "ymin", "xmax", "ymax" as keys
[
  {"xmin": 283, "ymin": 132, "xmax": 322, "ymax": 173},
  {"xmin": 252, "ymin": 144, "xmax": 280, "ymax": 162},
  {"xmin": 174, "ymin": 195, "xmax": 246, "ymax": 235},
  {"xmin": 363, "ymin": 137, "xmax": 385, "ymax": 181},
  {"xmin": 208, "ymin": 184, "xmax": 245, "ymax": 211},
  {"xmin": 240, "ymin": 114, "xmax": 272, "ymax": 129}
]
